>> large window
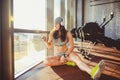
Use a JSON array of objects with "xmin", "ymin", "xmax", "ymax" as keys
[
  {"xmin": 13, "ymin": 0, "xmax": 47, "ymax": 78},
  {"xmin": 54, "ymin": 0, "xmax": 61, "ymax": 20},
  {"xmin": 14, "ymin": 0, "xmax": 46, "ymax": 30}
]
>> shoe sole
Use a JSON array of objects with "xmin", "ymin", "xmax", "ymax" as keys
[{"xmin": 93, "ymin": 60, "xmax": 105, "ymax": 79}]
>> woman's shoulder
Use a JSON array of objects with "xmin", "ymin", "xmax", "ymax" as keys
[
  {"xmin": 49, "ymin": 28, "xmax": 55, "ymax": 39},
  {"xmin": 67, "ymin": 31, "xmax": 72, "ymax": 35},
  {"xmin": 66, "ymin": 31, "xmax": 73, "ymax": 39},
  {"xmin": 50, "ymin": 28, "xmax": 55, "ymax": 35}
]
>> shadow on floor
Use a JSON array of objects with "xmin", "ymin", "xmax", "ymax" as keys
[{"xmin": 51, "ymin": 65, "xmax": 119, "ymax": 80}]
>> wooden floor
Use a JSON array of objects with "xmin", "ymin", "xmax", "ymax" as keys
[{"xmin": 16, "ymin": 42, "xmax": 120, "ymax": 80}]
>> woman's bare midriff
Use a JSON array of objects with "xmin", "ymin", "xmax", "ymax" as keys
[{"xmin": 54, "ymin": 45, "xmax": 68, "ymax": 55}]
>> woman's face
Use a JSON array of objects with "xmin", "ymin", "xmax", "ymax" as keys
[{"xmin": 55, "ymin": 23, "xmax": 60, "ymax": 30}]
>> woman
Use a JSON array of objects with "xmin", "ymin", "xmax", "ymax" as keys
[{"xmin": 42, "ymin": 17, "xmax": 105, "ymax": 79}]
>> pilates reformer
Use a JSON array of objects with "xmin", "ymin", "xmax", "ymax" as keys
[
  {"xmin": 76, "ymin": 27, "xmax": 96, "ymax": 60},
  {"xmin": 71, "ymin": 12, "xmax": 120, "ymax": 51}
]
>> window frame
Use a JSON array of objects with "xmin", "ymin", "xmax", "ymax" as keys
[
  {"xmin": 12, "ymin": 0, "xmax": 49, "ymax": 78},
  {"xmin": 14, "ymin": 29, "xmax": 50, "ymax": 79}
]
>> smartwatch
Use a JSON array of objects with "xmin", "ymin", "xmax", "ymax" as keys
[{"xmin": 64, "ymin": 54, "xmax": 69, "ymax": 58}]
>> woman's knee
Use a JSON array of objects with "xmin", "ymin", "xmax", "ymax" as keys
[
  {"xmin": 43, "ymin": 56, "xmax": 60, "ymax": 66},
  {"xmin": 43, "ymin": 57, "xmax": 52, "ymax": 66},
  {"xmin": 69, "ymin": 53, "xmax": 80, "ymax": 61}
]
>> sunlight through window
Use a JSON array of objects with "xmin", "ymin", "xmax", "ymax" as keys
[
  {"xmin": 13, "ymin": 0, "xmax": 47, "ymax": 77},
  {"xmin": 14, "ymin": 0, "xmax": 46, "ymax": 30}
]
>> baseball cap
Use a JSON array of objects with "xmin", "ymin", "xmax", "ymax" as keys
[{"xmin": 55, "ymin": 17, "xmax": 63, "ymax": 25}]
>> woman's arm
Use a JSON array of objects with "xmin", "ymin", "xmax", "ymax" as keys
[
  {"xmin": 42, "ymin": 31, "xmax": 53, "ymax": 48},
  {"xmin": 65, "ymin": 31, "xmax": 74, "ymax": 56}
]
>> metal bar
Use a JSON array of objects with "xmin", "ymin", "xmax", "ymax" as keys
[
  {"xmin": 90, "ymin": 0, "xmax": 102, "ymax": 2},
  {"xmin": 0, "ymin": 0, "xmax": 2, "ymax": 79},
  {"xmin": 1, "ymin": 0, "xmax": 14, "ymax": 79},
  {"xmin": 14, "ymin": 28, "xmax": 50, "ymax": 34},
  {"xmin": 90, "ymin": 0, "xmax": 120, "ymax": 6}
]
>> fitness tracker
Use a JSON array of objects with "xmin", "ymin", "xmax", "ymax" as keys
[{"xmin": 64, "ymin": 54, "xmax": 69, "ymax": 58}]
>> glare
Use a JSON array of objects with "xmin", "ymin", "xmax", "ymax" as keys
[
  {"xmin": 10, "ymin": 16, "xmax": 14, "ymax": 22},
  {"xmin": 13, "ymin": 0, "xmax": 46, "ymax": 30},
  {"xmin": 54, "ymin": 0, "xmax": 61, "ymax": 20}
]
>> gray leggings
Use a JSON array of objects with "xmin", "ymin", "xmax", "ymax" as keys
[{"xmin": 57, "ymin": 52, "xmax": 66, "ymax": 57}]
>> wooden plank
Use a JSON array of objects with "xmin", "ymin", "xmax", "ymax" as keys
[
  {"xmin": 26, "ymin": 65, "xmax": 120, "ymax": 80},
  {"xmin": 74, "ymin": 42, "xmax": 120, "ymax": 63},
  {"xmin": 74, "ymin": 48, "xmax": 120, "ymax": 63},
  {"xmin": 73, "ymin": 42, "xmax": 120, "ymax": 79}
]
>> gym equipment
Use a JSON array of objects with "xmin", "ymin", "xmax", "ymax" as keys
[
  {"xmin": 77, "ymin": 41, "xmax": 95, "ymax": 60},
  {"xmin": 71, "ymin": 14, "xmax": 120, "ymax": 50}
]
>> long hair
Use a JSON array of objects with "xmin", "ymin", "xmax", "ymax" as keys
[{"xmin": 53, "ymin": 25, "xmax": 67, "ymax": 41}]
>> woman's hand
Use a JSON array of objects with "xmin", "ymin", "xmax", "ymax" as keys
[
  {"xmin": 42, "ymin": 35, "xmax": 53, "ymax": 48},
  {"xmin": 42, "ymin": 36, "xmax": 47, "ymax": 42},
  {"xmin": 60, "ymin": 55, "xmax": 67, "ymax": 63}
]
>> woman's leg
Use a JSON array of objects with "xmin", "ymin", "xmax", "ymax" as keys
[
  {"xmin": 67, "ymin": 52, "xmax": 105, "ymax": 79},
  {"xmin": 68, "ymin": 52, "xmax": 91, "ymax": 75},
  {"xmin": 43, "ymin": 56, "xmax": 65, "ymax": 66}
]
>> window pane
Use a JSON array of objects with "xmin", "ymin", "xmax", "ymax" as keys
[
  {"xmin": 13, "ymin": 0, "xmax": 46, "ymax": 30},
  {"xmin": 14, "ymin": 33, "xmax": 47, "ymax": 77},
  {"xmin": 54, "ymin": 0, "xmax": 61, "ymax": 20}
]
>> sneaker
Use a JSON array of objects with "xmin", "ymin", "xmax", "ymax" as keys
[
  {"xmin": 66, "ymin": 61, "xmax": 76, "ymax": 66},
  {"xmin": 91, "ymin": 60, "xmax": 105, "ymax": 79}
]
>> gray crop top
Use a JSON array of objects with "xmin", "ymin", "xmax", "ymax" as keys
[{"xmin": 53, "ymin": 38, "xmax": 68, "ymax": 46}]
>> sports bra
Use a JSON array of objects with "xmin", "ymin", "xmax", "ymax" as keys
[{"xmin": 53, "ymin": 38, "xmax": 68, "ymax": 46}]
